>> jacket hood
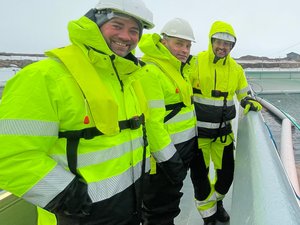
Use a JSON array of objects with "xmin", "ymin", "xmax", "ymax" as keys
[
  {"xmin": 208, "ymin": 21, "xmax": 236, "ymax": 63},
  {"xmin": 66, "ymin": 16, "xmax": 141, "ymax": 77},
  {"xmin": 138, "ymin": 33, "xmax": 182, "ymax": 68},
  {"xmin": 68, "ymin": 16, "xmax": 114, "ymax": 55}
]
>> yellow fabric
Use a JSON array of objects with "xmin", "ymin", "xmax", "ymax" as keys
[
  {"xmin": 37, "ymin": 207, "xmax": 57, "ymax": 225},
  {"xmin": 209, "ymin": 21, "xmax": 236, "ymax": 45},
  {"xmin": 191, "ymin": 21, "xmax": 248, "ymax": 101},
  {"xmin": 47, "ymin": 45, "xmax": 119, "ymax": 135},
  {"xmin": 0, "ymin": 15, "xmax": 148, "ymax": 208},
  {"xmin": 192, "ymin": 52, "xmax": 248, "ymax": 101},
  {"xmin": 149, "ymin": 155, "xmax": 157, "ymax": 174},
  {"xmin": 198, "ymin": 133, "xmax": 234, "ymax": 170},
  {"xmin": 195, "ymin": 183, "xmax": 216, "ymax": 212},
  {"xmin": 139, "ymin": 33, "xmax": 193, "ymax": 107},
  {"xmin": 138, "ymin": 33, "xmax": 196, "ymax": 156},
  {"xmin": 131, "ymin": 80, "xmax": 149, "ymax": 118},
  {"xmin": 243, "ymin": 100, "xmax": 262, "ymax": 115},
  {"xmin": 144, "ymin": 57, "xmax": 192, "ymax": 107}
]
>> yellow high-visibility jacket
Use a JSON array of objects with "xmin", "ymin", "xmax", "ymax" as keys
[
  {"xmin": 0, "ymin": 16, "xmax": 150, "ymax": 223},
  {"xmin": 138, "ymin": 33, "xmax": 197, "ymax": 169},
  {"xmin": 191, "ymin": 21, "xmax": 250, "ymax": 139}
]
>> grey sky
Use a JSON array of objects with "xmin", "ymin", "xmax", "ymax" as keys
[{"xmin": 1, "ymin": 0, "xmax": 300, "ymax": 58}]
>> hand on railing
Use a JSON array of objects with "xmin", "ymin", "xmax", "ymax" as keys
[{"xmin": 240, "ymin": 96, "xmax": 262, "ymax": 115}]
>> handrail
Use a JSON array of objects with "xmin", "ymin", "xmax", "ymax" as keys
[
  {"xmin": 256, "ymin": 96, "xmax": 300, "ymax": 198},
  {"xmin": 231, "ymin": 112, "xmax": 300, "ymax": 224},
  {"xmin": 280, "ymin": 118, "xmax": 300, "ymax": 198}
]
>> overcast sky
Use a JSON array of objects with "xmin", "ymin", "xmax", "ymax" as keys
[{"xmin": 1, "ymin": 0, "xmax": 300, "ymax": 58}]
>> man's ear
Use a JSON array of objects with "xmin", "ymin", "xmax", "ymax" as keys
[{"xmin": 161, "ymin": 38, "xmax": 167, "ymax": 45}]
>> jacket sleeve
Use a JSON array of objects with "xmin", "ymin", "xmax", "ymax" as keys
[
  {"xmin": 187, "ymin": 55, "xmax": 198, "ymax": 87},
  {"xmin": 0, "ymin": 62, "xmax": 74, "ymax": 208},
  {"xmin": 235, "ymin": 64, "xmax": 251, "ymax": 101},
  {"xmin": 140, "ymin": 65, "xmax": 185, "ymax": 183}
]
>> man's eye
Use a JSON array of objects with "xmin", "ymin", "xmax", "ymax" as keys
[
  {"xmin": 112, "ymin": 24, "xmax": 121, "ymax": 29},
  {"xmin": 130, "ymin": 30, "xmax": 139, "ymax": 36}
]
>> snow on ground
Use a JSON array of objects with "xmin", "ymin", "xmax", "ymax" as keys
[
  {"xmin": 0, "ymin": 67, "xmax": 19, "ymax": 86},
  {"xmin": 0, "ymin": 55, "xmax": 45, "ymax": 61}
]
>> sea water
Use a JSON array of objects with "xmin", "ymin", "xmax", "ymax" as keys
[{"xmin": 258, "ymin": 93, "xmax": 300, "ymax": 163}]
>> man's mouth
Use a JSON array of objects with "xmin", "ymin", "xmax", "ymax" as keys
[{"xmin": 113, "ymin": 41, "xmax": 129, "ymax": 48}]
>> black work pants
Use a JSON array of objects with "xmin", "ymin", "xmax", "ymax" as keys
[
  {"xmin": 55, "ymin": 182, "xmax": 142, "ymax": 225},
  {"xmin": 142, "ymin": 137, "xmax": 197, "ymax": 225},
  {"xmin": 190, "ymin": 140, "xmax": 235, "ymax": 201},
  {"xmin": 57, "ymin": 212, "xmax": 140, "ymax": 225}
]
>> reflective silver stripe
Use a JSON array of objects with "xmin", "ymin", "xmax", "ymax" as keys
[
  {"xmin": 193, "ymin": 96, "xmax": 234, "ymax": 107},
  {"xmin": 171, "ymin": 127, "xmax": 197, "ymax": 144},
  {"xmin": 236, "ymin": 85, "xmax": 250, "ymax": 95},
  {"xmin": 89, "ymin": 157, "xmax": 150, "ymax": 202},
  {"xmin": 148, "ymin": 99, "xmax": 165, "ymax": 109},
  {"xmin": 51, "ymin": 137, "xmax": 145, "ymax": 168},
  {"xmin": 165, "ymin": 110, "xmax": 195, "ymax": 124},
  {"xmin": 197, "ymin": 121, "xmax": 227, "ymax": 129},
  {"xmin": 195, "ymin": 193, "xmax": 217, "ymax": 217},
  {"xmin": 0, "ymin": 119, "xmax": 58, "ymax": 136},
  {"xmin": 151, "ymin": 142, "xmax": 177, "ymax": 163},
  {"xmin": 23, "ymin": 154, "xmax": 150, "ymax": 207},
  {"xmin": 23, "ymin": 165, "xmax": 75, "ymax": 207}
]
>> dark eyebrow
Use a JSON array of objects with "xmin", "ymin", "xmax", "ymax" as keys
[{"xmin": 110, "ymin": 18, "xmax": 139, "ymax": 31}]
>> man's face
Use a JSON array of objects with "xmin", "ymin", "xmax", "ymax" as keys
[
  {"xmin": 100, "ymin": 17, "xmax": 140, "ymax": 57},
  {"xmin": 161, "ymin": 36, "xmax": 192, "ymax": 63},
  {"xmin": 212, "ymin": 38, "xmax": 234, "ymax": 58}
]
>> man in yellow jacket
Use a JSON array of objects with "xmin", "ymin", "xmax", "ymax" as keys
[
  {"xmin": 190, "ymin": 21, "xmax": 262, "ymax": 225},
  {"xmin": 138, "ymin": 18, "xmax": 197, "ymax": 225},
  {"xmin": 0, "ymin": 0, "xmax": 154, "ymax": 224}
]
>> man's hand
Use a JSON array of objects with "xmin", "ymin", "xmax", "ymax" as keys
[{"xmin": 241, "ymin": 96, "xmax": 262, "ymax": 115}]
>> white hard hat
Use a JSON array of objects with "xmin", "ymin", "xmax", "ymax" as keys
[
  {"xmin": 212, "ymin": 32, "xmax": 235, "ymax": 42},
  {"xmin": 161, "ymin": 18, "xmax": 195, "ymax": 42},
  {"xmin": 95, "ymin": 0, "xmax": 154, "ymax": 29}
]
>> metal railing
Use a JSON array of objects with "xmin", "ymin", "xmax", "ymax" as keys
[{"xmin": 231, "ymin": 112, "xmax": 300, "ymax": 224}]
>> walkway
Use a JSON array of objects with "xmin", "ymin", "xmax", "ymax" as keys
[{"xmin": 175, "ymin": 170, "xmax": 231, "ymax": 225}]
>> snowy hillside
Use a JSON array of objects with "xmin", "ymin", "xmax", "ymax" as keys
[
  {"xmin": 1, "ymin": 52, "xmax": 300, "ymax": 87},
  {"xmin": 0, "ymin": 53, "xmax": 45, "ymax": 86}
]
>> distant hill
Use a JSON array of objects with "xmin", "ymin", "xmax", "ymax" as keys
[
  {"xmin": 237, "ymin": 55, "xmax": 272, "ymax": 61},
  {"xmin": 235, "ymin": 54, "xmax": 300, "ymax": 69},
  {"xmin": 0, "ymin": 52, "xmax": 45, "ymax": 68},
  {"xmin": 1, "ymin": 52, "xmax": 300, "ymax": 70}
]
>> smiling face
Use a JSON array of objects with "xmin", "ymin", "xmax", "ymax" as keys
[
  {"xmin": 212, "ymin": 38, "xmax": 234, "ymax": 58},
  {"xmin": 100, "ymin": 17, "xmax": 140, "ymax": 57}
]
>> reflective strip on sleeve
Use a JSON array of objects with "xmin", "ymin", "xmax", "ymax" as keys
[
  {"xmin": 148, "ymin": 99, "xmax": 165, "ymax": 109},
  {"xmin": 193, "ymin": 96, "xmax": 235, "ymax": 107},
  {"xmin": 22, "ymin": 165, "xmax": 75, "ymax": 207},
  {"xmin": 151, "ymin": 142, "xmax": 177, "ymax": 163},
  {"xmin": 23, "ymin": 139, "xmax": 149, "ymax": 206},
  {"xmin": 170, "ymin": 126, "xmax": 197, "ymax": 144},
  {"xmin": 236, "ymin": 85, "xmax": 250, "ymax": 95},
  {"xmin": 51, "ymin": 137, "xmax": 145, "ymax": 168},
  {"xmin": 165, "ymin": 110, "xmax": 195, "ymax": 124},
  {"xmin": 88, "ymin": 157, "xmax": 150, "ymax": 202},
  {"xmin": 0, "ymin": 119, "xmax": 58, "ymax": 136}
]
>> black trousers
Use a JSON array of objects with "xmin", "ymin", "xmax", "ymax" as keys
[
  {"xmin": 142, "ymin": 137, "xmax": 197, "ymax": 225},
  {"xmin": 190, "ymin": 141, "xmax": 235, "ymax": 201},
  {"xmin": 57, "ymin": 212, "xmax": 140, "ymax": 225},
  {"xmin": 56, "ymin": 182, "xmax": 142, "ymax": 225}
]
